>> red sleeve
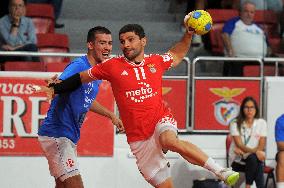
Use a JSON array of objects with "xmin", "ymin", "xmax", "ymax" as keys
[{"xmin": 159, "ymin": 53, "xmax": 174, "ymax": 71}]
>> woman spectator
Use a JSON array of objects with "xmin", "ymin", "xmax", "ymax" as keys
[{"xmin": 229, "ymin": 96, "xmax": 267, "ymax": 188}]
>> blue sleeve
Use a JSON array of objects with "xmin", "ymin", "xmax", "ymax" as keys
[
  {"xmin": 59, "ymin": 58, "xmax": 88, "ymax": 80},
  {"xmin": 275, "ymin": 115, "xmax": 284, "ymax": 142},
  {"xmin": 0, "ymin": 16, "xmax": 17, "ymax": 46},
  {"xmin": 222, "ymin": 17, "xmax": 239, "ymax": 35},
  {"xmin": 26, "ymin": 18, "xmax": 37, "ymax": 44}
]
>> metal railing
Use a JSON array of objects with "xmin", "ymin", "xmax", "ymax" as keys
[{"xmin": 263, "ymin": 57, "xmax": 284, "ymax": 76}]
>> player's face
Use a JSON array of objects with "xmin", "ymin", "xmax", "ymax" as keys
[
  {"xmin": 241, "ymin": 3, "xmax": 255, "ymax": 25},
  {"xmin": 243, "ymin": 100, "xmax": 256, "ymax": 120},
  {"xmin": 119, "ymin": 32, "xmax": 146, "ymax": 61},
  {"xmin": 90, "ymin": 33, "xmax": 112, "ymax": 63}
]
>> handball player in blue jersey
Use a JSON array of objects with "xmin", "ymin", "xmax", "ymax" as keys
[{"xmin": 37, "ymin": 26, "xmax": 124, "ymax": 188}]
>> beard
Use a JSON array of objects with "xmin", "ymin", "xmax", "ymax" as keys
[{"xmin": 123, "ymin": 48, "xmax": 141, "ymax": 61}]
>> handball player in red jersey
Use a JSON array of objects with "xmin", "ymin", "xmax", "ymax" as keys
[{"xmin": 35, "ymin": 13, "xmax": 240, "ymax": 188}]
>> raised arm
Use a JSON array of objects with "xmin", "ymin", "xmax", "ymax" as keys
[{"xmin": 168, "ymin": 13, "xmax": 194, "ymax": 67}]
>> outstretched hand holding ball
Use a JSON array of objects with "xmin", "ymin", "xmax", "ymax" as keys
[{"xmin": 184, "ymin": 10, "xmax": 212, "ymax": 35}]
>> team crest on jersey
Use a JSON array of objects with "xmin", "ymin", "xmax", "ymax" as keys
[
  {"xmin": 147, "ymin": 64, "xmax": 156, "ymax": 73},
  {"xmin": 210, "ymin": 87, "xmax": 245, "ymax": 126}
]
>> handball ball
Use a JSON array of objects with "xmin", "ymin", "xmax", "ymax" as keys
[{"xmin": 187, "ymin": 10, "xmax": 212, "ymax": 35}]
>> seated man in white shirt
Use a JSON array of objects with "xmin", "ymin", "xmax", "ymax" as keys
[{"xmin": 221, "ymin": 1, "xmax": 269, "ymax": 76}]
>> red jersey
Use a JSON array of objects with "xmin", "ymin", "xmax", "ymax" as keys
[{"xmin": 88, "ymin": 53, "xmax": 173, "ymax": 142}]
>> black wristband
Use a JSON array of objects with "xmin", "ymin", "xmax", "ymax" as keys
[{"xmin": 50, "ymin": 73, "xmax": 82, "ymax": 94}]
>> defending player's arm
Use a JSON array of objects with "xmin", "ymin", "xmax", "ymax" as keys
[
  {"xmin": 33, "ymin": 70, "xmax": 95, "ymax": 100},
  {"xmin": 89, "ymin": 100, "xmax": 125, "ymax": 133},
  {"xmin": 168, "ymin": 13, "xmax": 194, "ymax": 67}
]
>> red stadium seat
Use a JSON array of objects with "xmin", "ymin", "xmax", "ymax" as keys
[
  {"xmin": 45, "ymin": 61, "xmax": 69, "ymax": 72},
  {"xmin": 243, "ymin": 64, "xmax": 276, "ymax": 77},
  {"xmin": 26, "ymin": 3, "xmax": 55, "ymax": 34},
  {"xmin": 207, "ymin": 9, "xmax": 239, "ymax": 23},
  {"xmin": 268, "ymin": 37, "xmax": 281, "ymax": 55},
  {"xmin": 206, "ymin": 9, "xmax": 239, "ymax": 55},
  {"xmin": 254, "ymin": 10, "xmax": 279, "ymax": 37},
  {"xmin": 3, "ymin": 61, "xmax": 45, "ymax": 71},
  {"xmin": 37, "ymin": 33, "xmax": 70, "ymax": 63}
]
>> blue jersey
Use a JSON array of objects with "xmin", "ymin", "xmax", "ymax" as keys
[
  {"xmin": 38, "ymin": 56, "xmax": 101, "ymax": 144},
  {"xmin": 275, "ymin": 114, "xmax": 284, "ymax": 142}
]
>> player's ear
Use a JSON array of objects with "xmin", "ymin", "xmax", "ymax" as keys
[
  {"xmin": 141, "ymin": 37, "xmax": 147, "ymax": 47},
  {"xmin": 87, "ymin": 42, "xmax": 94, "ymax": 50}
]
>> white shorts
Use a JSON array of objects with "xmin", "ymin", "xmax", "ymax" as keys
[
  {"xmin": 129, "ymin": 114, "xmax": 178, "ymax": 186},
  {"xmin": 38, "ymin": 136, "xmax": 80, "ymax": 182}
]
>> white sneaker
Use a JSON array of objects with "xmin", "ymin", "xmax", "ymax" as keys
[{"xmin": 216, "ymin": 168, "xmax": 240, "ymax": 186}]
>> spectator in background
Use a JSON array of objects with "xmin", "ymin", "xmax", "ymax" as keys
[
  {"xmin": 27, "ymin": 0, "xmax": 64, "ymax": 28},
  {"xmin": 221, "ymin": 1, "xmax": 269, "ymax": 76},
  {"xmin": 275, "ymin": 114, "xmax": 284, "ymax": 188},
  {"xmin": 229, "ymin": 96, "xmax": 267, "ymax": 188},
  {"xmin": 0, "ymin": 0, "xmax": 39, "ymax": 62},
  {"xmin": 233, "ymin": 0, "xmax": 284, "ymax": 37}
]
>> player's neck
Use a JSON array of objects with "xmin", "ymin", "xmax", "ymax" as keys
[
  {"xmin": 87, "ymin": 53, "xmax": 97, "ymax": 66},
  {"xmin": 131, "ymin": 53, "xmax": 145, "ymax": 64}
]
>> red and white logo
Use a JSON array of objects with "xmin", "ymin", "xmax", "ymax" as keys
[
  {"xmin": 121, "ymin": 70, "xmax": 128, "ymax": 76},
  {"xmin": 66, "ymin": 158, "xmax": 75, "ymax": 168},
  {"xmin": 125, "ymin": 82, "xmax": 157, "ymax": 103}
]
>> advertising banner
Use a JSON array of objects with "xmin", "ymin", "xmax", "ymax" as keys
[
  {"xmin": 162, "ymin": 79, "xmax": 187, "ymax": 130},
  {"xmin": 0, "ymin": 75, "xmax": 114, "ymax": 156},
  {"xmin": 194, "ymin": 79, "xmax": 260, "ymax": 131}
]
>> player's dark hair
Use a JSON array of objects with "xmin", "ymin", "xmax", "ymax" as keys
[
  {"xmin": 119, "ymin": 24, "xmax": 145, "ymax": 39},
  {"xmin": 87, "ymin": 26, "xmax": 111, "ymax": 43},
  {"xmin": 235, "ymin": 96, "xmax": 259, "ymax": 132}
]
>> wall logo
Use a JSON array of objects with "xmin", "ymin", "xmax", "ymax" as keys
[{"xmin": 210, "ymin": 87, "xmax": 245, "ymax": 126}]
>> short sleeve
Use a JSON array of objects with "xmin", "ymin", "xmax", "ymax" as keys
[
  {"xmin": 230, "ymin": 122, "xmax": 240, "ymax": 136},
  {"xmin": 258, "ymin": 119, "xmax": 267, "ymax": 137},
  {"xmin": 59, "ymin": 61, "xmax": 82, "ymax": 80},
  {"xmin": 275, "ymin": 115, "xmax": 284, "ymax": 142},
  {"xmin": 160, "ymin": 53, "xmax": 174, "ymax": 71},
  {"xmin": 222, "ymin": 17, "xmax": 239, "ymax": 35}
]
